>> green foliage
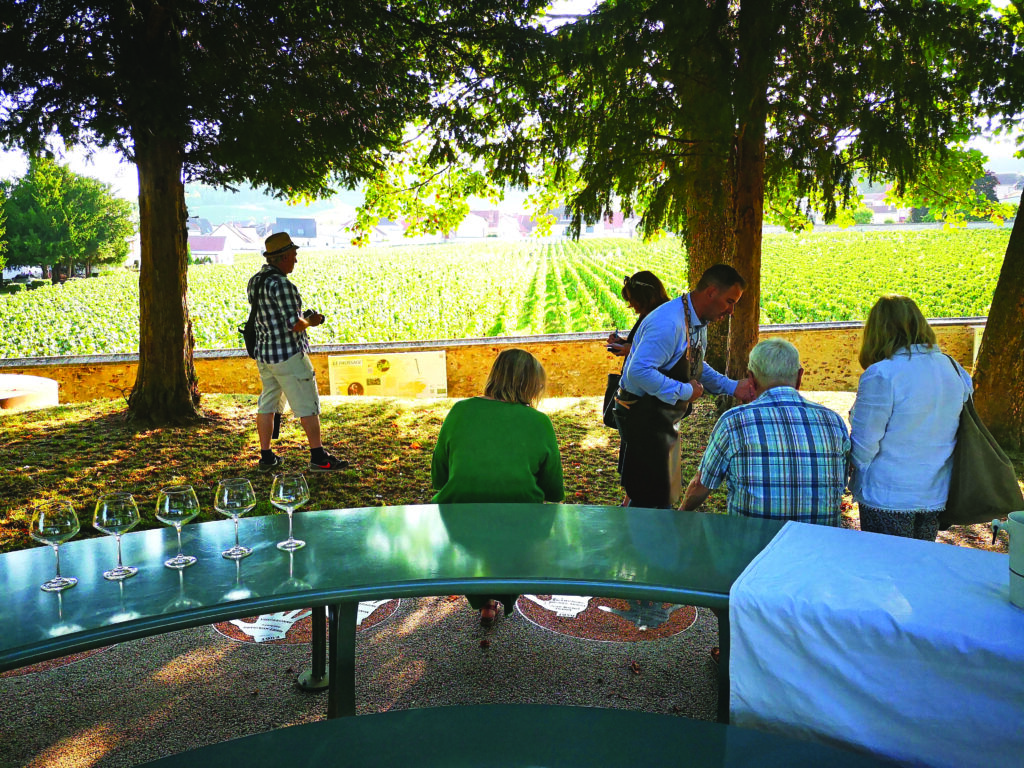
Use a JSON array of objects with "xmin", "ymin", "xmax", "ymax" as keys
[
  {"xmin": 0, "ymin": 231, "xmax": 1009, "ymax": 358},
  {"xmin": 0, "ymin": 189, "xmax": 6, "ymax": 272},
  {"xmin": 416, "ymin": 0, "xmax": 1022, "ymax": 234},
  {"xmin": 3, "ymin": 157, "xmax": 136, "ymax": 274},
  {"xmin": 889, "ymin": 148, "xmax": 1017, "ymax": 226},
  {"xmin": 852, "ymin": 208, "xmax": 875, "ymax": 226}
]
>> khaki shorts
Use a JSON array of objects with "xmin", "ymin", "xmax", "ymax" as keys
[{"xmin": 256, "ymin": 352, "xmax": 321, "ymax": 418}]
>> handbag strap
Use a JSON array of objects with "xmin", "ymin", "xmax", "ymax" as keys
[{"xmin": 943, "ymin": 354, "xmax": 973, "ymax": 403}]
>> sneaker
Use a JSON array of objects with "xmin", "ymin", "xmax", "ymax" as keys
[
  {"xmin": 258, "ymin": 453, "xmax": 283, "ymax": 473},
  {"xmin": 309, "ymin": 453, "xmax": 349, "ymax": 472}
]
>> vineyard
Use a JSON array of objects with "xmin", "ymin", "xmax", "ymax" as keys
[{"xmin": 0, "ymin": 229, "xmax": 1011, "ymax": 359}]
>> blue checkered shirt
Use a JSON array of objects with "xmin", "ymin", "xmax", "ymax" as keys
[
  {"xmin": 247, "ymin": 264, "xmax": 310, "ymax": 364},
  {"xmin": 698, "ymin": 387, "xmax": 851, "ymax": 525}
]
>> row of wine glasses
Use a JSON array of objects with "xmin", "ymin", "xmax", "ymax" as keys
[{"xmin": 28, "ymin": 473, "xmax": 311, "ymax": 592}]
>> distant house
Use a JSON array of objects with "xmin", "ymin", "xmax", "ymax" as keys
[
  {"xmin": 186, "ymin": 217, "xmax": 214, "ymax": 235},
  {"xmin": 456, "ymin": 213, "xmax": 490, "ymax": 239},
  {"xmin": 188, "ymin": 235, "xmax": 232, "ymax": 265},
  {"xmin": 211, "ymin": 223, "xmax": 262, "ymax": 252},
  {"xmin": 273, "ymin": 218, "xmax": 317, "ymax": 247}
]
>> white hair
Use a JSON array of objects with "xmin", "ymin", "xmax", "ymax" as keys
[{"xmin": 748, "ymin": 338, "xmax": 801, "ymax": 388}]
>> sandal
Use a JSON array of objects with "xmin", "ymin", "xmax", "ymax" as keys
[{"xmin": 479, "ymin": 600, "xmax": 499, "ymax": 627}]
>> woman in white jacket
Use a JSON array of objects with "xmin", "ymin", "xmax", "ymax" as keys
[{"xmin": 849, "ymin": 295, "xmax": 973, "ymax": 540}]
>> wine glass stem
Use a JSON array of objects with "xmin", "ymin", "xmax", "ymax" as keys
[
  {"xmin": 233, "ymin": 517, "xmax": 240, "ymax": 549},
  {"xmin": 175, "ymin": 524, "xmax": 184, "ymax": 557},
  {"xmin": 287, "ymin": 511, "xmax": 294, "ymax": 540},
  {"xmin": 53, "ymin": 544, "xmax": 62, "ymax": 579},
  {"xmin": 115, "ymin": 535, "xmax": 124, "ymax": 568}
]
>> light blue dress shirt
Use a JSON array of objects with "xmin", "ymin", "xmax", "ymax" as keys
[
  {"xmin": 619, "ymin": 294, "xmax": 737, "ymax": 405},
  {"xmin": 850, "ymin": 344, "xmax": 973, "ymax": 511}
]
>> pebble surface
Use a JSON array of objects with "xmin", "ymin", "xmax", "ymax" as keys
[{"xmin": 0, "ymin": 596, "xmax": 720, "ymax": 767}]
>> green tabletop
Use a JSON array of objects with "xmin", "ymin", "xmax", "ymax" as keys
[
  {"xmin": 0, "ymin": 504, "xmax": 783, "ymax": 722},
  {"xmin": 136, "ymin": 704, "xmax": 897, "ymax": 767}
]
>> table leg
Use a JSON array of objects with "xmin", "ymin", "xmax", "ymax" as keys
[
  {"xmin": 296, "ymin": 605, "xmax": 330, "ymax": 690},
  {"xmin": 711, "ymin": 607, "xmax": 730, "ymax": 724},
  {"xmin": 326, "ymin": 601, "xmax": 358, "ymax": 718}
]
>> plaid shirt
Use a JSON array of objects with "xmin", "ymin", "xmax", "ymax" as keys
[
  {"xmin": 698, "ymin": 387, "xmax": 851, "ymax": 525},
  {"xmin": 247, "ymin": 264, "xmax": 309, "ymax": 364}
]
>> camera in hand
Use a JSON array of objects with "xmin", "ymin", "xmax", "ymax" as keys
[{"xmin": 303, "ymin": 309, "xmax": 317, "ymax": 319}]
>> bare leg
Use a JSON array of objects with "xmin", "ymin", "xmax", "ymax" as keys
[
  {"xmin": 299, "ymin": 414, "xmax": 323, "ymax": 450},
  {"xmin": 256, "ymin": 412, "xmax": 275, "ymax": 451}
]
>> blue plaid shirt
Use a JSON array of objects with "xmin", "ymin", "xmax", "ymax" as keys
[
  {"xmin": 247, "ymin": 264, "xmax": 310, "ymax": 364},
  {"xmin": 698, "ymin": 387, "xmax": 851, "ymax": 525}
]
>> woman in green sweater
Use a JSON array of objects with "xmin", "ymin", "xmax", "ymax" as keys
[{"xmin": 431, "ymin": 348, "xmax": 564, "ymax": 626}]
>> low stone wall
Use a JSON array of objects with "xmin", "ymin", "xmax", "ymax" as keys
[{"xmin": 0, "ymin": 318, "xmax": 985, "ymax": 405}]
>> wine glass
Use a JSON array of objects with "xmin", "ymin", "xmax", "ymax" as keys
[
  {"xmin": 215, "ymin": 478, "xmax": 256, "ymax": 560},
  {"xmin": 93, "ymin": 492, "xmax": 140, "ymax": 580},
  {"xmin": 271, "ymin": 472, "xmax": 310, "ymax": 551},
  {"xmin": 30, "ymin": 501, "xmax": 80, "ymax": 592},
  {"xmin": 156, "ymin": 485, "xmax": 200, "ymax": 569}
]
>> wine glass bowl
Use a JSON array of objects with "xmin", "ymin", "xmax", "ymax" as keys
[
  {"xmin": 271, "ymin": 472, "xmax": 310, "ymax": 551},
  {"xmin": 30, "ymin": 501, "xmax": 80, "ymax": 592},
  {"xmin": 93, "ymin": 492, "xmax": 140, "ymax": 580},
  {"xmin": 214, "ymin": 478, "xmax": 256, "ymax": 560},
  {"xmin": 156, "ymin": 485, "xmax": 200, "ymax": 569}
]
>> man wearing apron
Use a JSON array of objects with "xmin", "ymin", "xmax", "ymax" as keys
[{"xmin": 613, "ymin": 264, "xmax": 754, "ymax": 508}]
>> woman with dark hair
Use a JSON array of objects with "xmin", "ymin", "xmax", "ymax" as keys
[
  {"xmin": 606, "ymin": 271, "xmax": 672, "ymax": 357},
  {"xmin": 431, "ymin": 348, "xmax": 564, "ymax": 626},
  {"xmin": 850, "ymin": 295, "xmax": 973, "ymax": 540},
  {"xmin": 605, "ymin": 271, "xmax": 671, "ymax": 505}
]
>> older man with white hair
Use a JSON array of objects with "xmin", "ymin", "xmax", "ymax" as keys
[{"xmin": 680, "ymin": 338, "xmax": 850, "ymax": 525}]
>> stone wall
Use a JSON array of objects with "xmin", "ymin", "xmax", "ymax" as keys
[{"xmin": 0, "ymin": 319, "xmax": 984, "ymax": 404}]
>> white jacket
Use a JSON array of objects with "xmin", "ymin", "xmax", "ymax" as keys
[{"xmin": 850, "ymin": 344, "xmax": 973, "ymax": 511}]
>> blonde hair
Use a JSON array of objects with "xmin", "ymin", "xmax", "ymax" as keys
[
  {"xmin": 484, "ymin": 349, "xmax": 547, "ymax": 407},
  {"xmin": 859, "ymin": 295, "xmax": 937, "ymax": 369}
]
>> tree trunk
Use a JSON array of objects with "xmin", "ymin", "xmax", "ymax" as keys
[
  {"xmin": 126, "ymin": 132, "xmax": 202, "ymax": 424},
  {"xmin": 672, "ymin": 0, "xmax": 736, "ymax": 373},
  {"xmin": 727, "ymin": 0, "xmax": 775, "ymax": 382},
  {"xmin": 973, "ymin": 212, "xmax": 1024, "ymax": 449}
]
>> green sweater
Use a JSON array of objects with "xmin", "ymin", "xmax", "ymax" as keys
[{"xmin": 431, "ymin": 397, "xmax": 564, "ymax": 504}]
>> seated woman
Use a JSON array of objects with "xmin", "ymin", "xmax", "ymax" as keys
[
  {"xmin": 431, "ymin": 348, "xmax": 564, "ymax": 626},
  {"xmin": 849, "ymin": 295, "xmax": 973, "ymax": 540}
]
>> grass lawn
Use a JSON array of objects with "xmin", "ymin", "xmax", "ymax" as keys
[{"xmin": 1, "ymin": 394, "xmax": 1017, "ymax": 555}]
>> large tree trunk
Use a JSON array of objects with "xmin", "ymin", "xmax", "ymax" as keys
[
  {"xmin": 126, "ymin": 132, "xmax": 202, "ymax": 424},
  {"xmin": 973, "ymin": 212, "xmax": 1024, "ymax": 449},
  {"xmin": 673, "ymin": 0, "xmax": 736, "ymax": 373},
  {"xmin": 727, "ymin": 0, "xmax": 775, "ymax": 382}
]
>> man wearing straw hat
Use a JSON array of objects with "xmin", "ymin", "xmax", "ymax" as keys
[{"xmin": 247, "ymin": 232, "xmax": 348, "ymax": 472}]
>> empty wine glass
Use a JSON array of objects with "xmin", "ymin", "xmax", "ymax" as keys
[
  {"xmin": 156, "ymin": 485, "xmax": 200, "ymax": 569},
  {"xmin": 93, "ymin": 492, "xmax": 140, "ymax": 580},
  {"xmin": 30, "ymin": 501, "xmax": 80, "ymax": 592},
  {"xmin": 271, "ymin": 472, "xmax": 310, "ymax": 551},
  {"xmin": 215, "ymin": 478, "xmax": 256, "ymax": 560}
]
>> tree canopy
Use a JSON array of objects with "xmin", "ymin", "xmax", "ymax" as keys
[
  {"xmin": 359, "ymin": 0, "xmax": 1022, "ymax": 381},
  {"xmin": 0, "ymin": 0, "xmax": 548, "ymax": 423},
  {"xmin": 2, "ymin": 157, "xmax": 135, "ymax": 278}
]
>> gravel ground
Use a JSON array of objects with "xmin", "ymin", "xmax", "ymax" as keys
[{"xmin": 0, "ymin": 596, "xmax": 721, "ymax": 768}]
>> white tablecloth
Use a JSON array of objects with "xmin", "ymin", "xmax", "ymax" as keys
[{"xmin": 729, "ymin": 522, "xmax": 1024, "ymax": 768}]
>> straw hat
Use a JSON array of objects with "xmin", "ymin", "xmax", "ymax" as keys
[{"xmin": 263, "ymin": 232, "xmax": 300, "ymax": 258}]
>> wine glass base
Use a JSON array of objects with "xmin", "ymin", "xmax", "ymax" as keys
[
  {"xmin": 276, "ymin": 538, "xmax": 306, "ymax": 551},
  {"xmin": 103, "ymin": 565, "xmax": 138, "ymax": 581},
  {"xmin": 222, "ymin": 546, "xmax": 253, "ymax": 560},
  {"xmin": 41, "ymin": 576, "xmax": 78, "ymax": 592},
  {"xmin": 164, "ymin": 554, "xmax": 197, "ymax": 569}
]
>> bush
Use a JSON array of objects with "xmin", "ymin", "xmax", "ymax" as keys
[
  {"xmin": 28, "ymin": 279, "xmax": 48, "ymax": 290},
  {"xmin": 852, "ymin": 207, "xmax": 874, "ymax": 225},
  {"xmin": 0, "ymin": 283, "xmax": 26, "ymax": 295}
]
